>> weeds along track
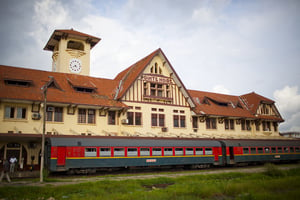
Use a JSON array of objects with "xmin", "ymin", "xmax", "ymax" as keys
[{"xmin": 1, "ymin": 164, "xmax": 299, "ymax": 187}]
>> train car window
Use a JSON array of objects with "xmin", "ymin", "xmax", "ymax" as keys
[
  {"xmin": 100, "ymin": 148, "xmax": 111, "ymax": 157},
  {"xmin": 85, "ymin": 148, "xmax": 97, "ymax": 157},
  {"xmin": 152, "ymin": 148, "xmax": 162, "ymax": 156},
  {"xmin": 186, "ymin": 148, "xmax": 194, "ymax": 155},
  {"xmin": 195, "ymin": 148, "xmax": 204, "ymax": 155},
  {"xmin": 284, "ymin": 147, "xmax": 289, "ymax": 153},
  {"xmin": 243, "ymin": 147, "xmax": 249, "ymax": 154},
  {"xmin": 175, "ymin": 148, "xmax": 184, "ymax": 156},
  {"xmin": 289, "ymin": 147, "xmax": 295, "ymax": 153},
  {"xmin": 140, "ymin": 148, "xmax": 150, "ymax": 156},
  {"xmin": 250, "ymin": 148, "xmax": 256, "ymax": 154},
  {"xmin": 257, "ymin": 148, "xmax": 263, "ymax": 154},
  {"xmin": 114, "ymin": 148, "xmax": 125, "ymax": 157},
  {"xmin": 264, "ymin": 147, "xmax": 270, "ymax": 153},
  {"xmin": 164, "ymin": 148, "xmax": 173, "ymax": 156},
  {"xmin": 205, "ymin": 148, "xmax": 213, "ymax": 155},
  {"xmin": 295, "ymin": 147, "xmax": 300, "ymax": 152},
  {"xmin": 271, "ymin": 147, "xmax": 276, "ymax": 153},
  {"xmin": 127, "ymin": 148, "xmax": 138, "ymax": 157},
  {"xmin": 277, "ymin": 147, "xmax": 283, "ymax": 153}
]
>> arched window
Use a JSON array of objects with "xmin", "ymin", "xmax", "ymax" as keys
[{"xmin": 67, "ymin": 40, "xmax": 84, "ymax": 51}]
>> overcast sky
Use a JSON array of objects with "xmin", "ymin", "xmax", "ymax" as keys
[{"xmin": 0, "ymin": 0, "xmax": 299, "ymax": 132}]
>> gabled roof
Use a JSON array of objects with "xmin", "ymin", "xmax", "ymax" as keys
[
  {"xmin": 189, "ymin": 90, "xmax": 284, "ymax": 122},
  {"xmin": 189, "ymin": 90, "xmax": 254, "ymax": 118},
  {"xmin": 44, "ymin": 29, "xmax": 101, "ymax": 51},
  {"xmin": 0, "ymin": 65, "xmax": 126, "ymax": 109},
  {"xmin": 114, "ymin": 49, "xmax": 160, "ymax": 99},
  {"xmin": 240, "ymin": 92, "xmax": 283, "ymax": 122},
  {"xmin": 113, "ymin": 48, "xmax": 195, "ymax": 107},
  {"xmin": 240, "ymin": 92, "xmax": 274, "ymax": 114}
]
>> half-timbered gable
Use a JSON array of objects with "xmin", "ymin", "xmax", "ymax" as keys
[{"xmin": 114, "ymin": 48, "xmax": 195, "ymax": 108}]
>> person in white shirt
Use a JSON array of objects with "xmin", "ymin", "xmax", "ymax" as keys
[{"xmin": 9, "ymin": 156, "xmax": 17, "ymax": 173}]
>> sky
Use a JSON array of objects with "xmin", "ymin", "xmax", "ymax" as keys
[{"xmin": 0, "ymin": 0, "xmax": 299, "ymax": 132}]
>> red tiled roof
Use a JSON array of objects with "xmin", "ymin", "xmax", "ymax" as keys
[
  {"xmin": 0, "ymin": 65, "xmax": 126, "ymax": 109},
  {"xmin": 240, "ymin": 92, "xmax": 274, "ymax": 114},
  {"xmin": 240, "ymin": 92, "xmax": 283, "ymax": 122},
  {"xmin": 189, "ymin": 90, "xmax": 254, "ymax": 118},
  {"xmin": 189, "ymin": 90, "xmax": 283, "ymax": 122},
  {"xmin": 114, "ymin": 49, "xmax": 160, "ymax": 99},
  {"xmin": 44, "ymin": 29, "xmax": 101, "ymax": 51}
]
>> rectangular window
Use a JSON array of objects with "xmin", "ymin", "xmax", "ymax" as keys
[
  {"xmin": 175, "ymin": 148, "xmax": 184, "ymax": 156},
  {"xmin": 100, "ymin": 148, "xmax": 111, "ymax": 157},
  {"xmin": 85, "ymin": 148, "xmax": 97, "ymax": 157},
  {"xmin": 257, "ymin": 148, "xmax": 263, "ymax": 154},
  {"xmin": 78, "ymin": 109, "xmax": 86, "ymax": 123},
  {"xmin": 151, "ymin": 114, "xmax": 158, "ymax": 126},
  {"xmin": 140, "ymin": 148, "xmax": 150, "ymax": 156},
  {"xmin": 250, "ymin": 148, "xmax": 257, "ymax": 154},
  {"xmin": 180, "ymin": 116, "xmax": 186, "ymax": 128},
  {"xmin": 127, "ymin": 112, "xmax": 142, "ymax": 126},
  {"xmin": 192, "ymin": 117, "xmax": 198, "ymax": 129},
  {"xmin": 164, "ymin": 148, "xmax": 173, "ymax": 156},
  {"xmin": 127, "ymin": 112, "xmax": 134, "ymax": 125},
  {"xmin": 127, "ymin": 148, "xmax": 138, "ymax": 157},
  {"xmin": 108, "ymin": 111, "xmax": 116, "ymax": 125},
  {"xmin": 271, "ymin": 147, "xmax": 276, "ymax": 153},
  {"xmin": 205, "ymin": 148, "xmax": 213, "ymax": 155},
  {"xmin": 206, "ymin": 118, "xmax": 217, "ymax": 129},
  {"xmin": 195, "ymin": 148, "xmax": 204, "ymax": 155},
  {"xmin": 225, "ymin": 119, "xmax": 234, "ymax": 130},
  {"xmin": 5, "ymin": 106, "xmax": 26, "ymax": 119},
  {"xmin": 152, "ymin": 148, "xmax": 162, "ymax": 156},
  {"xmin": 243, "ymin": 148, "xmax": 249, "ymax": 154},
  {"xmin": 78, "ymin": 109, "xmax": 95, "ymax": 124},
  {"xmin": 241, "ymin": 119, "xmax": 251, "ymax": 131},
  {"xmin": 114, "ymin": 148, "xmax": 125, "ymax": 157},
  {"xmin": 264, "ymin": 147, "xmax": 270, "ymax": 153},
  {"xmin": 277, "ymin": 147, "xmax": 283, "ymax": 153},
  {"xmin": 159, "ymin": 114, "xmax": 165, "ymax": 127},
  {"xmin": 135, "ymin": 112, "xmax": 142, "ymax": 125},
  {"xmin": 186, "ymin": 148, "xmax": 194, "ymax": 155},
  {"xmin": 173, "ymin": 115, "xmax": 179, "ymax": 127},
  {"xmin": 255, "ymin": 121, "xmax": 260, "ymax": 131},
  {"xmin": 262, "ymin": 121, "xmax": 271, "ymax": 131},
  {"xmin": 47, "ymin": 107, "xmax": 63, "ymax": 122}
]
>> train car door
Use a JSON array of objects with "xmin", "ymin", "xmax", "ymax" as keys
[
  {"xmin": 229, "ymin": 147, "xmax": 235, "ymax": 164},
  {"xmin": 57, "ymin": 147, "xmax": 66, "ymax": 166}
]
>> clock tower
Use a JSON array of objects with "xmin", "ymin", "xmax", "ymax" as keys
[{"xmin": 44, "ymin": 29, "xmax": 101, "ymax": 76}]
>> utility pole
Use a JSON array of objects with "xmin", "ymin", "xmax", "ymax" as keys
[{"xmin": 40, "ymin": 76, "xmax": 53, "ymax": 182}]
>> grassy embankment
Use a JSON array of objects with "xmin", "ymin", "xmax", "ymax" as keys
[{"xmin": 1, "ymin": 164, "xmax": 300, "ymax": 200}]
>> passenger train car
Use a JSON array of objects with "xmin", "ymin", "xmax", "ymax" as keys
[{"xmin": 45, "ymin": 136, "xmax": 300, "ymax": 173}]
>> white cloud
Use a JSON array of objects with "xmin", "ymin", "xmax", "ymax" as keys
[
  {"xmin": 212, "ymin": 85, "xmax": 230, "ymax": 94},
  {"xmin": 273, "ymin": 86, "xmax": 300, "ymax": 132}
]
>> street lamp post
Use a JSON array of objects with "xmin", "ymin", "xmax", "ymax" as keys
[{"xmin": 40, "ymin": 76, "xmax": 53, "ymax": 183}]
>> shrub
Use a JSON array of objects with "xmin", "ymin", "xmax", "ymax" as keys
[{"xmin": 264, "ymin": 163, "xmax": 286, "ymax": 177}]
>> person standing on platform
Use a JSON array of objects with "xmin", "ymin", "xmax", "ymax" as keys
[
  {"xmin": 10, "ymin": 156, "xmax": 17, "ymax": 173},
  {"xmin": 0, "ymin": 159, "xmax": 11, "ymax": 183}
]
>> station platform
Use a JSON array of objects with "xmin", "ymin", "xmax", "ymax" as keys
[{"xmin": 9, "ymin": 170, "xmax": 39, "ymax": 178}]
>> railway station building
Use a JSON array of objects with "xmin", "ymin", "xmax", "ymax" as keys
[{"xmin": 0, "ymin": 29, "xmax": 284, "ymax": 170}]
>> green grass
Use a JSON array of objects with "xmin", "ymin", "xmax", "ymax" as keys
[{"xmin": 1, "ymin": 164, "xmax": 300, "ymax": 200}]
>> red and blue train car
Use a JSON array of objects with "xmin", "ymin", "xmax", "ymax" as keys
[
  {"xmin": 220, "ymin": 139, "xmax": 300, "ymax": 165},
  {"xmin": 45, "ymin": 136, "xmax": 223, "ymax": 173}
]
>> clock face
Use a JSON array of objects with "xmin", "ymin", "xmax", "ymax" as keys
[{"xmin": 69, "ymin": 58, "xmax": 82, "ymax": 73}]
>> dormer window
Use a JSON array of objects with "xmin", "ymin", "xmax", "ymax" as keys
[
  {"xmin": 4, "ymin": 79, "xmax": 32, "ymax": 87},
  {"xmin": 74, "ymin": 86, "xmax": 95, "ymax": 93},
  {"xmin": 67, "ymin": 40, "xmax": 84, "ymax": 51}
]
